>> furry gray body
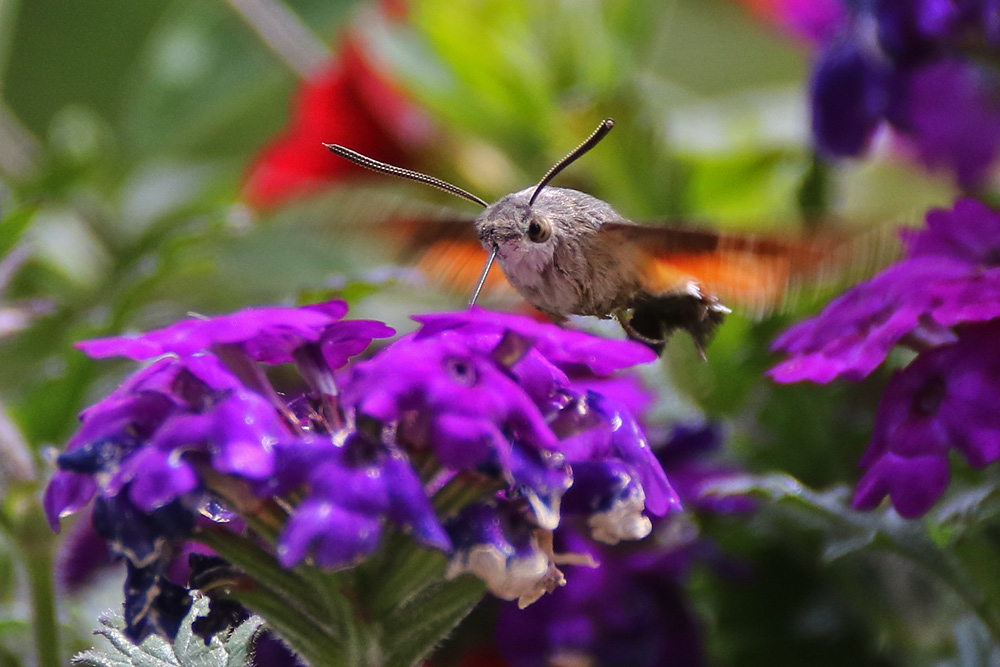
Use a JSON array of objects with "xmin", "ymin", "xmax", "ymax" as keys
[
  {"xmin": 475, "ymin": 186, "xmax": 640, "ymax": 319},
  {"xmin": 474, "ymin": 186, "xmax": 726, "ymax": 354}
]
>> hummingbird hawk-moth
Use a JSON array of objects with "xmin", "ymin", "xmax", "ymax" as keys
[{"xmin": 326, "ymin": 119, "xmax": 885, "ymax": 355}]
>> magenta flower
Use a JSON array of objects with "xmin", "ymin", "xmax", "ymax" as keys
[
  {"xmin": 805, "ymin": 0, "xmax": 1000, "ymax": 185},
  {"xmin": 413, "ymin": 308, "xmax": 657, "ymax": 376},
  {"xmin": 46, "ymin": 301, "xmax": 394, "ymax": 641},
  {"xmin": 333, "ymin": 311, "xmax": 677, "ymax": 604},
  {"xmin": 340, "ymin": 312, "xmax": 675, "ymax": 539},
  {"xmin": 771, "ymin": 199, "xmax": 1000, "ymax": 384},
  {"xmin": 275, "ymin": 434, "xmax": 450, "ymax": 569},
  {"xmin": 853, "ymin": 321, "xmax": 1000, "ymax": 518},
  {"xmin": 768, "ymin": 259, "xmax": 953, "ymax": 383},
  {"xmin": 77, "ymin": 299, "xmax": 393, "ymax": 369},
  {"xmin": 772, "ymin": 198, "xmax": 1000, "ymax": 517},
  {"xmin": 493, "ymin": 422, "xmax": 748, "ymax": 667},
  {"xmin": 46, "ymin": 303, "xmax": 675, "ymax": 643}
]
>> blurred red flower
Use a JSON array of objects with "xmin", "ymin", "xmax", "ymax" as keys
[
  {"xmin": 243, "ymin": 33, "xmax": 434, "ymax": 209},
  {"xmin": 735, "ymin": 0, "xmax": 842, "ymax": 43}
]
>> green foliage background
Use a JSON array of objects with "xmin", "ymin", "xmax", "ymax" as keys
[{"xmin": 1, "ymin": 0, "xmax": 996, "ymax": 665}]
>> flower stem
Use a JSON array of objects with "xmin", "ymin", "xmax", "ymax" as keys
[
  {"xmin": 27, "ymin": 549, "xmax": 59, "ymax": 667},
  {"xmin": 9, "ymin": 495, "xmax": 61, "ymax": 667},
  {"xmin": 193, "ymin": 525, "xmax": 335, "ymax": 631},
  {"xmin": 382, "ymin": 575, "xmax": 485, "ymax": 667}
]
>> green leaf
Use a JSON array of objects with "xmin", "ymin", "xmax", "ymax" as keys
[
  {"xmin": 705, "ymin": 474, "xmax": 1000, "ymax": 642},
  {"xmin": 0, "ymin": 203, "xmax": 36, "ymax": 257},
  {"xmin": 71, "ymin": 596, "xmax": 263, "ymax": 667}
]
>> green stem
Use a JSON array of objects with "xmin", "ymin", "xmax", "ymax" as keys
[
  {"xmin": 236, "ymin": 589, "xmax": 345, "ymax": 666},
  {"xmin": 193, "ymin": 525, "xmax": 395, "ymax": 666},
  {"xmin": 369, "ymin": 544, "xmax": 450, "ymax": 617},
  {"xmin": 26, "ymin": 541, "xmax": 59, "ymax": 667},
  {"xmin": 193, "ymin": 525, "xmax": 336, "ymax": 633},
  {"xmin": 10, "ymin": 497, "xmax": 61, "ymax": 667},
  {"xmin": 28, "ymin": 554, "xmax": 61, "ymax": 667},
  {"xmin": 315, "ymin": 571, "xmax": 363, "ymax": 662},
  {"xmin": 383, "ymin": 575, "xmax": 485, "ymax": 667},
  {"xmin": 369, "ymin": 476, "xmax": 491, "ymax": 616},
  {"xmin": 892, "ymin": 539, "xmax": 1000, "ymax": 642}
]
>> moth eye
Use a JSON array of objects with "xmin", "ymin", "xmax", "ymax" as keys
[{"xmin": 527, "ymin": 219, "xmax": 551, "ymax": 243}]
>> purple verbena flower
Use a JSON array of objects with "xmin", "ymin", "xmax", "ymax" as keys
[
  {"xmin": 772, "ymin": 198, "xmax": 1000, "ymax": 383},
  {"xmin": 551, "ymin": 390, "xmax": 680, "ymax": 539},
  {"xmin": 77, "ymin": 300, "xmax": 391, "ymax": 366},
  {"xmin": 806, "ymin": 0, "xmax": 1000, "ymax": 185},
  {"xmin": 494, "ymin": 531, "xmax": 704, "ymax": 667},
  {"xmin": 445, "ymin": 500, "xmax": 589, "ymax": 609},
  {"xmin": 54, "ymin": 505, "xmax": 114, "ymax": 593},
  {"xmin": 769, "ymin": 258, "xmax": 954, "ymax": 383},
  {"xmin": 336, "ymin": 311, "xmax": 673, "ymax": 602},
  {"xmin": 275, "ymin": 434, "xmax": 450, "ymax": 568},
  {"xmin": 43, "ymin": 354, "xmax": 289, "ymax": 531},
  {"xmin": 339, "ymin": 312, "xmax": 675, "ymax": 541},
  {"xmin": 413, "ymin": 307, "xmax": 658, "ymax": 376},
  {"xmin": 853, "ymin": 321, "xmax": 1000, "ymax": 517},
  {"xmin": 888, "ymin": 60, "xmax": 1000, "ymax": 185},
  {"xmin": 810, "ymin": 38, "xmax": 890, "ymax": 157},
  {"xmin": 47, "ymin": 303, "xmax": 674, "ymax": 643},
  {"xmin": 772, "ymin": 198, "xmax": 1000, "ymax": 517},
  {"xmin": 45, "ymin": 301, "xmax": 394, "ymax": 641},
  {"xmin": 656, "ymin": 423, "xmax": 757, "ymax": 516},
  {"xmin": 492, "ymin": 421, "xmax": 747, "ymax": 667}
]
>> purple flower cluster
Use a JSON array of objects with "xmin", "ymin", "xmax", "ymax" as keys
[
  {"xmin": 45, "ymin": 301, "xmax": 393, "ymax": 640},
  {"xmin": 771, "ymin": 198, "xmax": 1000, "ymax": 517},
  {"xmin": 806, "ymin": 0, "xmax": 1000, "ymax": 185},
  {"xmin": 46, "ymin": 302, "xmax": 677, "ymax": 640},
  {"xmin": 340, "ymin": 308, "xmax": 679, "ymax": 605},
  {"xmin": 493, "ymin": 423, "xmax": 752, "ymax": 667},
  {"xmin": 495, "ymin": 530, "xmax": 704, "ymax": 667}
]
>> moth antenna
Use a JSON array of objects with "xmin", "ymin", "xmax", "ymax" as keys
[
  {"xmin": 528, "ymin": 118, "xmax": 615, "ymax": 207},
  {"xmin": 469, "ymin": 245, "xmax": 498, "ymax": 307},
  {"xmin": 324, "ymin": 144, "xmax": 489, "ymax": 209}
]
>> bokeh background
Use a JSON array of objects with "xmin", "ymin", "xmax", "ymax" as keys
[{"xmin": 1, "ymin": 0, "xmax": 990, "ymax": 665}]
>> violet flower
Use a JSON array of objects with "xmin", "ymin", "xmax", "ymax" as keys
[
  {"xmin": 741, "ymin": 0, "xmax": 844, "ymax": 43},
  {"xmin": 46, "ymin": 302, "xmax": 676, "ymax": 643},
  {"xmin": 803, "ymin": 0, "xmax": 1000, "ymax": 185},
  {"xmin": 495, "ymin": 531, "xmax": 704, "ymax": 667},
  {"xmin": 493, "ymin": 422, "xmax": 749, "ymax": 667},
  {"xmin": 274, "ymin": 433, "xmax": 450, "ymax": 569},
  {"xmin": 853, "ymin": 321, "xmax": 1000, "ymax": 518},
  {"xmin": 771, "ymin": 199, "xmax": 1000, "ymax": 517},
  {"xmin": 45, "ymin": 300, "xmax": 394, "ymax": 641},
  {"xmin": 334, "ymin": 310, "xmax": 678, "ymax": 604}
]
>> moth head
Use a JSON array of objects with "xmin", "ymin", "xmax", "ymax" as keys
[
  {"xmin": 476, "ymin": 188, "xmax": 554, "ymax": 251},
  {"xmin": 475, "ymin": 186, "xmax": 614, "ymax": 262}
]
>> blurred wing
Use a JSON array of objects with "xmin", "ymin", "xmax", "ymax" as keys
[
  {"xmin": 600, "ymin": 220, "xmax": 898, "ymax": 317},
  {"xmin": 386, "ymin": 216, "xmax": 519, "ymax": 302}
]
